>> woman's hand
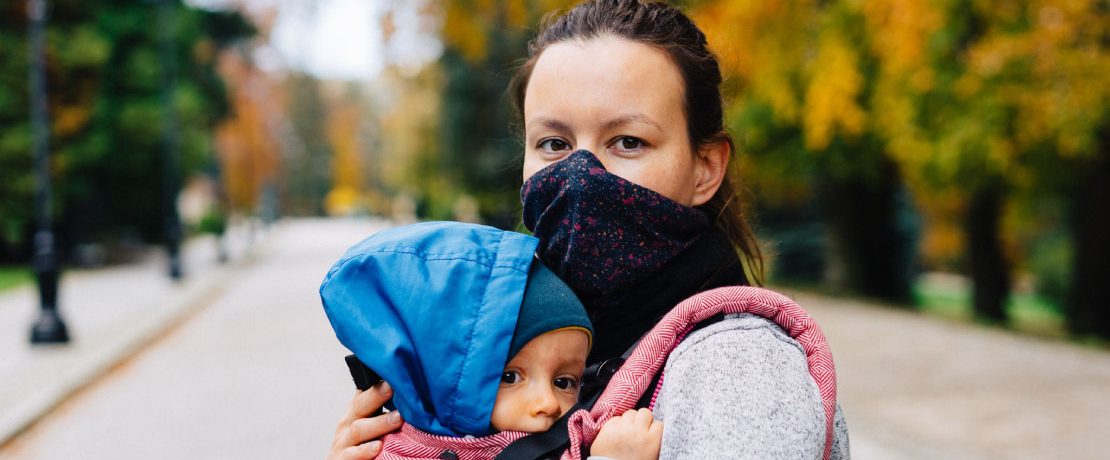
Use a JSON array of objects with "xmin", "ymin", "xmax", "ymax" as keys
[
  {"xmin": 328, "ymin": 381, "xmax": 404, "ymax": 460},
  {"xmin": 590, "ymin": 408, "xmax": 664, "ymax": 460}
]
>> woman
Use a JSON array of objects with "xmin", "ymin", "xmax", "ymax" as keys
[{"xmin": 330, "ymin": 1, "xmax": 848, "ymax": 458}]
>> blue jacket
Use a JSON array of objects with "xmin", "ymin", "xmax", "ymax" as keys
[{"xmin": 319, "ymin": 222, "xmax": 539, "ymax": 437}]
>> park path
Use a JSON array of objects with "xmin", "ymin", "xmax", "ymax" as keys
[
  {"xmin": 790, "ymin": 289, "xmax": 1110, "ymax": 459},
  {"xmin": 1, "ymin": 218, "xmax": 1107, "ymax": 459}
]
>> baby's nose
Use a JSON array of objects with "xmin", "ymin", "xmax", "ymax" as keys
[{"xmin": 529, "ymin": 385, "xmax": 561, "ymax": 418}]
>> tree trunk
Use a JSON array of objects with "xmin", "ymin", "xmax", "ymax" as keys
[
  {"xmin": 1069, "ymin": 129, "xmax": 1110, "ymax": 338},
  {"xmin": 965, "ymin": 184, "xmax": 1010, "ymax": 323},
  {"xmin": 823, "ymin": 158, "xmax": 915, "ymax": 303}
]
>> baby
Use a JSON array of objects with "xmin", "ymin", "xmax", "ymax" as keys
[{"xmin": 320, "ymin": 222, "xmax": 660, "ymax": 459}]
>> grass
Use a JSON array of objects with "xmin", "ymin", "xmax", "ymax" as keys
[
  {"xmin": 0, "ymin": 266, "xmax": 31, "ymax": 293},
  {"xmin": 912, "ymin": 276, "xmax": 1068, "ymax": 338}
]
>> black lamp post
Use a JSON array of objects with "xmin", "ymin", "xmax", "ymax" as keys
[
  {"xmin": 159, "ymin": 0, "xmax": 183, "ymax": 280},
  {"xmin": 28, "ymin": 0, "xmax": 69, "ymax": 344}
]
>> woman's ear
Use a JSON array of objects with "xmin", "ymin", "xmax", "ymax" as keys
[{"xmin": 691, "ymin": 137, "xmax": 730, "ymax": 207}]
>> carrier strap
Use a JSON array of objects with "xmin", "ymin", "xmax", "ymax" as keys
[
  {"xmin": 493, "ymin": 342, "xmax": 634, "ymax": 460},
  {"xmin": 499, "ymin": 287, "xmax": 837, "ymax": 460}
]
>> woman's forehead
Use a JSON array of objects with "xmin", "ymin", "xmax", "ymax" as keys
[{"xmin": 523, "ymin": 36, "xmax": 685, "ymax": 127}]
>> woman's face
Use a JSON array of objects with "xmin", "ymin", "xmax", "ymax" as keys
[{"xmin": 522, "ymin": 36, "xmax": 718, "ymax": 207}]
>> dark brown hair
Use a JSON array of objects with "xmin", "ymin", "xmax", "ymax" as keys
[{"xmin": 510, "ymin": 0, "xmax": 764, "ymax": 283}]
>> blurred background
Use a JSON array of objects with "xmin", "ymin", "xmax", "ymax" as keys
[
  {"xmin": 2, "ymin": 0, "xmax": 1107, "ymax": 338},
  {"xmin": 0, "ymin": 0, "xmax": 1107, "ymax": 459}
]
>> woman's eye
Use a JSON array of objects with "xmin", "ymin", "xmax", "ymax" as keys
[
  {"xmin": 553, "ymin": 377, "xmax": 579, "ymax": 390},
  {"xmin": 538, "ymin": 138, "xmax": 572, "ymax": 153},
  {"xmin": 501, "ymin": 371, "xmax": 522, "ymax": 384},
  {"xmin": 609, "ymin": 136, "xmax": 646, "ymax": 153}
]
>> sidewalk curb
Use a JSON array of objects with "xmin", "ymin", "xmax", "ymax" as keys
[{"xmin": 0, "ymin": 227, "xmax": 275, "ymax": 448}]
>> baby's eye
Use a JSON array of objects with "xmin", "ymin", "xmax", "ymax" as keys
[
  {"xmin": 553, "ymin": 376, "xmax": 579, "ymax": 390},
  {"xmin": 538, "ymin": 138, "xmax": 572, "ymax": 153},
  {"xmin": 501, "ymin": 371, "xmax": 522, "ymax": 384}
]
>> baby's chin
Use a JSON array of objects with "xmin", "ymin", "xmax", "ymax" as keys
[{"xmin": 492, "ymin": 417, "xmax": 559, "ymax": 434}]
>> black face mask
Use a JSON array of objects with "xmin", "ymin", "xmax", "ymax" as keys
[{"xmin": 521, "ymin": 150, "xmax": 711, "ymax": 311}]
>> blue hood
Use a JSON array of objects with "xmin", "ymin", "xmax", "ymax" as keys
[{"xmin": 319, "ymin": 222, "xmax": 538, "ymax": 437}]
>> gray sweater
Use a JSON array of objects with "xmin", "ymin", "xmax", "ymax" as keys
[{"xmin": 652, "ymin": 313, "xmax": 850, "ymax": 459}]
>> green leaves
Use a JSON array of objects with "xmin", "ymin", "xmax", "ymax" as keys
[{"xmin": 0, "ymin": 1, "xmax": 254, "ymax": 253}]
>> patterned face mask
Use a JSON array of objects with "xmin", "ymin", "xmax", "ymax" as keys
[{"xmin": 521, "ymin": 150, "xmax": 710, "ymax": 312}]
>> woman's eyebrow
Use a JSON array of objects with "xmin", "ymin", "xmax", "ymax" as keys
[
  {"xmin": 602, "ymin": 113, "xmax": 663, "ymax": 133},
  {"xmin": 526, "ymin": 117, "xmax": 573, "ymax": 135}
]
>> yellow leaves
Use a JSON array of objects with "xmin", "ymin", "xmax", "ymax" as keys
[
  {"xmin": 753, "ymin": 56, "xmax": 801, "ymax": 123},
  {"xmin": 538, "ymin": 0, "xmax": 579, "ymax": 17},
  {"xmin": 963, "ymin": 0, "xmax": 1109, "ymax": 159},
  {"xmin": 325, "ymin": 186, "xmax": 362, "ymax": 216},
  {"xmin": 214, "ymin": 53, "xmax": 282, "ymax": 211},
  {"xmin": 863, "ymin": 0, "xmax": 941, "ymax": 79},
  {"xmin": 443, "ymin": 1, "xmax": 490, "ymax": 61},
  {"xmin": 442, "ymin": 0, "xmax": 580, "ymax": 63},
  {"xmin": 505, "ymin": 1, "xmax": 528, "ymax": 29},
  {"xmin": 913, "ymin": 187, "xmax": 967, "ymax": 268},
  {"xmin": 862, "ymin": 0, "xmax": 939, "ymax": 163},
  {"xmin": 52, "ymin": 105, "xmax": 91, "ymax": 138},
  {"xmin": 376, "ymin": 66, "xmax": 442, "ymax": 193},
  {"xmin": 872, "ymin": 80, "xmax": 928, "ymax": 167},
  {"xmin": 693, "ymin": 0, "xmax": 816, "ymax": 124},
  {"xmin": 326, "ymin": 102, "xmax": 364, "ymax": 196},
  {"xmin": 803, "ymin": 36, "xmax": 866, "ymax": 150},
  {"xmin": 986, "ymin": 136, "xmax": 1016, "ymax": 175}
]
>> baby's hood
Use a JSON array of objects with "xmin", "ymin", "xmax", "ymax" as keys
[{"xmin": 319, "ymin": 221, "xmax": 538, "ymax": 437}]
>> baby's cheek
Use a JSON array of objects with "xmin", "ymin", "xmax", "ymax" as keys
[
  {"xmin": 489, "ymin": 394, "xmax": 517, "ymax": 431},
  {"xmin": 558, "ymin": 394, "xmax": 578, "ymax": 416}
]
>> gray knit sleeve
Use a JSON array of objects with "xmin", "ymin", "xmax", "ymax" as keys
[{"xmin": 652, "ymin": 314, "xmax": 849, "ymax": 459}]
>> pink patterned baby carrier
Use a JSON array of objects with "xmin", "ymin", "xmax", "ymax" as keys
[{"xmin": 375, "ymin": 286, "xmax": 838, "ymax": 460}]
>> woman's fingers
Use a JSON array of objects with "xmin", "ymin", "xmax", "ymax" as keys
[
  {"xmin": 330, "ymin": 412, "xmax": 402, "ymax": 459},
  {"xmin": 343, "ymin": 411, "xmax": 404, "ymax": 447},
  {"xmin": 329, "ymin": 381, "xmax": 401, "ymax": 460},
  {"xmin": 337, "ymin": 440, "xmax": 382, "ymax": 460},
  {"xmin": 336, "ymin": 382, "xmax": 392, "ymax": 431},
  {"xmin": 353, "ymin": 382, "xmax": 393, "ymax": 419}
]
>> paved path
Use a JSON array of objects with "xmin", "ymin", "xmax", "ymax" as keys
[
  {"xmin": 0, "ymin": 218, "xmax": 386, "ymax": 459},
  {"xmin": 1, "ymin": 218, "xmax": 1107, "ymax": 459},
  {"xmin": 787, "ymin": 289, "xmax": 1110, "ymax": 460},
  {"xmin": 0, "ymin": 222, "xmax": 261, "ymax": 446}
]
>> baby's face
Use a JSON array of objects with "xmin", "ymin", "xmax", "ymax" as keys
[{"xmin": 490, "ymin": 328, "xmax": 589, "ymax": 433}]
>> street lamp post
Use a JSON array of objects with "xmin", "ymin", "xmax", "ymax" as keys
[
  {"xmin": 28, "ymin": 0, "xmax": 69, "ymax": 344},
  {"xmin": 160, "ymin": 0, "xmax": 183, "ymax": 280}
]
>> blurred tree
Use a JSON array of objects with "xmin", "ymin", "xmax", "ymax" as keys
[
  {"xmin": 954, "ymin": 0, "xmax": 1110, "ymax": 336},
  {"xmin": 0, "ymin": 0, "xmax": 253, "ymax": 261},
  {"xmin": 425, "ymin": 0, "xmax": 578, "ymax": 229},
  {"xmin": 692, "ymin": 0, "xmax": 1108, "ymax": 334},
  {"xmin": 0, "ymin": 2, "xmax": 41, "ymax": 261},
  {"xmin": 283, "ymin": 71, "xmax": 332, "ymax": 216},
  {"xmin": 324, "ymin": 84, "xmax": 369, "ymax": 216},
  {"xmin": 692, "ymin": 0, "xmax": 918, "ymax": 302},
  {"xmin": 213, "ymin": 46, "xmax": 281, "ymax": 215},
  {"xmin": 860, "ymin": 0, "xmax": 1016, "ymax": 321},
  {"xmin": 373, "ymin": 64, "xmax": 442, "ymax": 220},
  {"xmin": 864, "ymin": 0, "xmax": 1108, "ymax": 331}
]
